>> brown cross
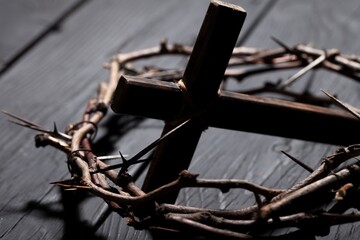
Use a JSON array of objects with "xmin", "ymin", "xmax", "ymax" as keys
[{"xmin": 111, "ymin": 0, "xmax": 360, "ymax": 204}]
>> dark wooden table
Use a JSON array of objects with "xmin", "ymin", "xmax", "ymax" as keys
[{"xmin": 1, "ymin": 1, "xmax": 360, "ymax": 239}]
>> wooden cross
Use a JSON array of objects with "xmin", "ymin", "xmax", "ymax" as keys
[{"xmin": 111, "ymin": 0, "xmax": 360, "ymax": 204}]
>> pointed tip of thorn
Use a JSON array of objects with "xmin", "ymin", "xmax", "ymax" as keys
[
  {"xmin": 320, "ymin": 88, "xmax": 327, "ymax": 94},
  {"xmin": 53, "ymin": 122, "xmax": 59, "ymax": 133},
  {"xmin": 119, "ymin": 151, "xmax": 127, "ymax": 163}
]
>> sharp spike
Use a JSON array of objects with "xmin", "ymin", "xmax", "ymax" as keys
[
  {"xmin": 7, "ymin": 119, "xmax": 48, "ymax": 133},
  {"xmin": 3, "ymin": 110, "xmax": 71, "ymax": 141},
  {"xmin": 2, "ymin": 110, "xmax": 42, "ymax": 128},
  {"xmin": 281, "ymin": 151, "xmax": 314, "ymax": 173},
  {"xmin": 93, "ymin": 119, "xmax": 191, "ymax": 174},
  {"xmin": 119, "ymin": 151, "xmax": 127, "ymax": 164},
  {"xmin": 97, "ymin": 154, "xmax": 129, "ymax": 161},
  {"xmin": 270, "ymin": 36, "xmax": 293, "ymax": 54},
  {"xmin": 127, "ymin": 118, "xmax": 191, "ymax": 165},
  {"xmin": 53, "ymin": 183, "xmax": 91, "ymax": 189},
  {"xmin": 321, "ymin": 89, "xmax": 360, "ymax": 120},
  {"xmin": 50, "ymin": 178, "xmax": 91, "ymax": 189},
  {"xmin": 53, "ymin": 122, "xmax": 59, "ymax": 133},
  {"xmin": 91, "ymin": 158, "xmax": 150, "ymax": 174},
  {"xmin": 50, "ymin": 178, "xmax": 76, "ymax": 185},
  {"xmin": 280, "ymin": 53, "xmax": 326, "ymax": 89}
]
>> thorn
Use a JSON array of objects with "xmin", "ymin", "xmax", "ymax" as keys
[
  {"xmin": 270, "ymin": 36, "xmax": 307, "ymax": 63},
  {"xmin": 271, "ymin": 37, "xmax": 320, "ymax": 89},
  {"xmin": 93, "ymin": 118, "xmax": 191, "ymax": 174},
  {"xmin": 91, "ymin": 158, "xmax": 150, "ymax": 174},
  {"xmin": 321, "ymin": 89, "xmax": 360, "ymax": 120},
  {"xmin": 159, "ymin": 38, "xmax": 168, "ymax": 53},
  {"xmin": 50, "ymin": 178, "xmax": 91, "ymax": 189},
  {"xmin": 97, "ymin": 154, "xmax": 129, "ymax": 161},
  {"xmin": 7, "ymin": 118, "xmax": 48, "ymax": 133},
  {"xmin": 7, "ymin": 119, "xmax": 31, "ymax": 128},
  {"xmin": 53, "ymin": 183, "xmax": 91, "ymax": 190},
  {"xmin": 50, "ymin": 178, "xmax": 76, "ymax": 185},
  {"xmin": 127, "ymin": 118, "xmax": 191, "ymax": 164},
  {"xmin": 52, "ymin": 122, "xmax": 71, "ymax": 140},
  {"xmin": 119, "ymin": 151, "xmax": 127, "ymax": 163},
  {"xmin": 279, "ymin": 53, "xmax": 326, "ymax": 89},
  {"xmin": 2, "ymin": 110, "xmax": 71, "ymax": 140},
  {"xmin": 2, "ymin": 110, "xmax": 42, "ymax": 128},
  {"xmin": 281, "ymin": 151, "xmax": 314, "ymax": 173},
  {"xmin": 53, "ymin": 122, "xmax": 59, "ymax": 133},
  {"xmin": 271, "ymin": 36, "xmax": 293, "ymax": 54}
]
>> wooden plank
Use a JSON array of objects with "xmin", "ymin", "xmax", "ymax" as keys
[
  {"xmin": 4, "ymin": 0, "xmax": 359, "ymax": 239},
  {"xmin": 0, "ymin": 0, "xmax": 87, "ymax": 75},
  {"xmin": 112, "ymin": 76, "xmax": 183, "ymax": 120}
]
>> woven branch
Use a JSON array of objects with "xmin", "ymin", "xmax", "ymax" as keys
[{"xmin": 5, "ymin": 39, "xmax": 360, "ymax": 239}]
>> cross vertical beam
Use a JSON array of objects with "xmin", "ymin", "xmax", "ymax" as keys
[{"xmin": 141, "ymin": 0, "xmax": 247, "ymax": 203}]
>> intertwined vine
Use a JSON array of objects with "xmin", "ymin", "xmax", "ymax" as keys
[{"xmin": 5, "ymin": 38, "xmax": 360, "ymax": 239}]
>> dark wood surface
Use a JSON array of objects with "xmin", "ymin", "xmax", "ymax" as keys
[{"xmin": 1, "ymin": 0, "xmax": 360, "ymax": 239}]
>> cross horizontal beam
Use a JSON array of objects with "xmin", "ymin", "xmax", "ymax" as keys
[{"xmin": 112, "ymin": 75, "xmax": 360, "ymax": 146}]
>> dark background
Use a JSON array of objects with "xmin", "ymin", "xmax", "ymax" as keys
[{"xmin": 1, "ymin": 0, "xmax": 360, "ymax": 239}]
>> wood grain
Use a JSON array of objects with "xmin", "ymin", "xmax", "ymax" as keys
[
  {"xmin": 186, "ymin": 1, "xmax": 360, "ymax": 239},
  {"xmin": 0, "ymin": 0, "xmax": 88, "ymax": 75},
  {"xmin": 1, "ymin": 0, "xmax": 360, "ymax": 239}
]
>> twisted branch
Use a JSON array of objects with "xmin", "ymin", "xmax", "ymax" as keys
[{"xmin": 5, "ymin": 39, "xmax": 360, "ymax": 239}]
